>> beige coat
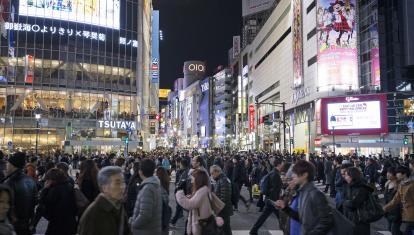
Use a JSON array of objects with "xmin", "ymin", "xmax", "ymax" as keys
[
  {"xmin": 176, "ymin": 186, "xmax": 212, "ymax": 235},
  {"xmin": 384, "ymin": 179, "xmax": 414, "ymax": 222}
]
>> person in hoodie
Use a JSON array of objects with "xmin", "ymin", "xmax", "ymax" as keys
[{"xmin": 130, "ymin": 158, "xmax": 162, "ymax": 235}]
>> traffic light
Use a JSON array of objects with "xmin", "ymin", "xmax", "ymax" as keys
[
  {"xmin": 125, "ymin": 136, "xmax": 129, "ymax": 144},
  {"xmin": 403, "ymin": 136, "xmax": 409, "ymax": 145}
]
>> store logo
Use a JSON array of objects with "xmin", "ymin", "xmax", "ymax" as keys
[
  {"xmin": 201, "ymin": 82, "xmax": 209, "ymax": 92},
  {"xmin": 188, "ymin": 64, "xmax": 205, "ymax": 72},
  {"xmin": 97, "ymin": 120, "xmax": 136, "ymax": 130},
  {"xmin": 345, "ymin": 96, "xmax": 360, "ymax": 102}
]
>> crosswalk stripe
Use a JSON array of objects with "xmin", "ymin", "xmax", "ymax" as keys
[
  {"xmin": 232, "ymin": 230, "xmax": 283, "ymax": 235},
  {"xmin": 377, "ymin": 231, "xmax": 392, "ymax": 235}
]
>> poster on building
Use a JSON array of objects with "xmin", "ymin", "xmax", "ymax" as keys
[
  {"xmin": 370, "ymin": 26, "xmax": 380, "ymax": 87},
  {"xmin": 292, "ymin": 0, "xmax": 303, "ymax": 88},
  {"xmin": 24, "ymin": 54, "xmax": 34, "ymax": 83},
  {"xmin": 151, "ymin": 11, "xmax": 160, "ymax": 84},
  {"xmin": 242, "ymin": 0, "xmax": 276, "ymax": 17},
  {"xmin": 249, "ymin": 104, "xmax": 255, "ymax": 132},
  {"xmin": 316, "ymin": 0, "xmax": 358, "ymax": 90},
  {"xmin": 233, "ymin": 36, "xmax": 241, "ymax": 59}
]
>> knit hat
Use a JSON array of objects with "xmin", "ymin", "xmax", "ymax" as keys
[{"xmin": 8, "ymin": 152, "xmax": 26, "ymax": 169}]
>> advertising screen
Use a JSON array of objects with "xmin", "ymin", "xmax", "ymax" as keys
[
  {"xmin": 292, "ymin": 0, "xmax": 303, "ymax": 88},
  {"xmin": 19, "ymin": 0, "xmax": 120, "ymax": 29},
  {"xmin": 321, "ymin": 94, "xmax": 388, "ymax": 135},
  {"xmin": 316, "ymin": 0, "xmax": 358, "ymax": 90}
]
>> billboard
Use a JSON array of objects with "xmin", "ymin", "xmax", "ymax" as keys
[
  {"xmin": 242, "ymin": 0, "xmax": 276, "ymax": 17},
  {"xmin": 233, "ymin": 36, "xmax": 240, "ymax": 59},
  {"xmin": 292, "ymin": 0, "xmax": 303, "ymax": 88},
  {"xmin": 321, "ymin": 94, "xmax": 388, "ymax": 135},
  {"xmin": 316, "ymin": 0, "xmax": 358, "ymax": 90},
  {"xmin": 151, "ymin": 10, "xmax": 160, "ymax": 83},
  {"xmin": 19, "ymin": 0, "xmax": 120, "ymax": 29}
]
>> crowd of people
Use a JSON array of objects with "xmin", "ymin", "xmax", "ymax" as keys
[{"xmin": 0, "ymin": 149, "xmax": 411, "ymax": 235}]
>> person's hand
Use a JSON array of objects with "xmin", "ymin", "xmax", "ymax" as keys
[{"xmin": 274, "ymin": 200, "xmax": 286, "ymax": 209}]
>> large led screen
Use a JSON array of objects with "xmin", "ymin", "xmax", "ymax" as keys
[
  {"xmin": 316, "ymin": 0, "xmax": 358, "ymax": 90},
  {"xmin": 19, "ymin": 0, "xmax": 120, "ymax": 29},
  {"xmin": 321, "ymin": 94, "xmax": 388, "ymax": 135}
]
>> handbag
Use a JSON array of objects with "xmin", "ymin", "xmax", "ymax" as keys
[
  {"xmin": 198, "ymin": 193, "xmax": 224, "ymax": 235},
  {"xmin": 74, "ymin": 187, "xmax": 90, "ymax": 213},
  {"xmin": 357, "ymin": 193, "xmax": 384, "ymax": 223}
]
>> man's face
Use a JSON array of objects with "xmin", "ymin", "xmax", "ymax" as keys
[
  {"xmin": 210, "ymin": 170, "xmax": 219, "ymax": 180},
  {"xmin": 396, "ymin": 173, "xmax": 405, "ymax": 181},
  {"xmin": 102, "ymin": 174, "xmax": 126, "ymax": 201},
  {"xmin": 192, "ymin": 158, "xmax": 199, "ymax": 169},
  {"xmin": 6, "ymin": 162, "xmax": 16, "ymax": 175}
]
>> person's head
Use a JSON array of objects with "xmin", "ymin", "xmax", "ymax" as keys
[
  {"xmin": 344, "ymin": 167, "xmax": 363, "ymax": 184},
  {"xmin": 44, "ymin": 168, "xmax": 68, "ymax": 186},
  {"xmin": 78, "ymin": 159, "xmax": 99, "ymax": 188},
  {"xmin": 273, "ymin": 158, "xmax": 283, "ymax": 171},
  {"xmin": 210, "ymin": 165, "xmax": 223, "ymax": 180},
  {"xmin": 0, "ymin": 184, "xmax": 12, "ymax": 221},
  {"xmin": 292, "ymin": 160, "xmax": 315, "ymax": 186},
  {"xmin": 139, "ymin": 158, "xmax": 156, "ymax": 179},
  {"xmin": 334, "ymin": 157, "xmax": 343, "ymax": 166},
  {"xmin": 6, "ymin": 152, "xmax": 26, "ymax": 175},
  {"xmin": 56, "ymin": 162, "xmax": 69, "ymax": 175},
  {"xmin": 192, "ymin": 156, "xmax": 203, "ymax": 169},
  {"xmin": 114, "ymin": 158, "xmax": 125, "ymax": 167},
  {"xmin": 97, "ymin": 166, "xmax": 125, "ymax": 201},
  {"xmin": 191, "ymin": 169, "xmax": 209, "ymax": 193},
  {"xmin": 340, "ymin": 163, "xmax": 352, "ymax": 178},
  {"xmin": 396, "ymin": 166, "xmax": 410, "ymax": 181},
  {"xmin": 386, "ymin": 167, "xmax": 397, "ymax": 181},
  {"xmin": 180, "ymin": 158, "xmax": 189, "ymax": 169},
  {"xmin": 156, "ymin": 166, "xmax": 170, "ymax": 193}
]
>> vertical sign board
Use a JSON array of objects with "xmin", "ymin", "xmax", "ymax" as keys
[
  {"xmin": 316, "ymin": 0, "xmax": 358, "ymax": 90},
  {"xmin": 292, "ymin": 0, "xmax": 303, "ymax": 88},
  {"xmin": 370, "ymin": 26, "xmax": 380, "ymax": 87},
  {"xmin": 233, "ymin": 36, "xmax": 240, "ymax": 59},
  {"xmin": 151, "ymin": 10, "xmax": 160, "ymax": 83},
  {"xmin": 249, "ymin": 104, "xmax": 255, "ymax": 132},
  {"xmin": 25, "ymin": 54, "xmax": 34, "ymax": 83}
]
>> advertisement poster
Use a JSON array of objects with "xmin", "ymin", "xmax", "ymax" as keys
[
  {"xmin": 151, "ymin": 11, "xmax": 159, "ymax": 83},
  {"xmin": 370, "ymin": 26, "xmax": 380, "ymax": 87},
  {"xmin": 19, "ymin": 0, "xmax": 120, "ymax": 29},
  {"xmin": 321, "ymin": 94, "xmax": 388, "ymax": 135},
  {"xmin": 249, "ymin": 104, "xmax": 255, "ymax": 132},
  {"xmin": 199, "ymin": 78, "xmax": 210, "ymax": 146},
  {"xmin": 292, "ymin": 0, "xmax": 303, "ymax": 88},
  {"xmin": 233, "ymin": 36, "xmax": 240, "ymax": 59},
  {"xmin": 24, "ymin": 54, "xmax": 34, "ymax": 83},
  {"xmin": 316, "ymin": 0, "xmax": 358, "ymax": 89}
]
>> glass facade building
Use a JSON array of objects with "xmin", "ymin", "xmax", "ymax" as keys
[{"xmin": 0, "ymin": 0, "xmax": 147, "ymax": 153}]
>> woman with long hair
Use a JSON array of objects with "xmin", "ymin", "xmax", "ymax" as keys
[
  {"xmin": 126, "ymin": 161, "xmax": 142, "ymax": 218},
  {"xmin": 0, "ymin": 184, "xmax": 14, "ymax": 235},
  {"xmin": 77, "ymin": 159, "xmax": 100, "ymax": 202},
  {"xmin": 156, "ymin": 167, "xmax": 171, "ymax": 235},
  {"xmin": 176, "ymin": 169, "xmax": 213, "ymax": 235}
]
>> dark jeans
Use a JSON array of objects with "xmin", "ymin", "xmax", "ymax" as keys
[
  {"xmin": 15, "ymin": 228, "xmax": 31, "ymax": 235},
  {"xmin": 402, "ymin": 222, "xmax": 414, "ymax": 235},
  {"xmin": 222, "ymin": 216, "xmax": 232, "ymax": 235},
  {"xmin": 250, "ymin": 204, "xmax": 279, "ymax": 234},
  {"xmin": 171, "ymin": 203, "xmax": 183, "ymax": 224},
  {"xmin": 387, "ymin": 219, "xmax": 402, "ymax": 235}
]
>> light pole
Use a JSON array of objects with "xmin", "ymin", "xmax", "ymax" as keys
[
  {"xmin": 35, "ymin": 113, "xmax": 41, "ymax": 156},
  {"xmin": 331, "ymin": 126, "xmax": 336, "ymax": 154}
]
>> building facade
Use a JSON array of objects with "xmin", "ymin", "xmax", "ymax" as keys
[{"xmin": 0, "ymin": 0, "xmax": 154, "ymax": 153}]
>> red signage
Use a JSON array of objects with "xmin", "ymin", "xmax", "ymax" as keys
[
  {"xmin": 25, "ymin": 55, "xmax": 34, "ymax": 84},
  {"xmin": 249, "ymin": 104, "xmax": 255, "ymax": 132}
]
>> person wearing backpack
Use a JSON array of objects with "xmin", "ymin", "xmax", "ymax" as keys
[
  {"xmin": 383, "ymin": 166, "xmax": 414, "ymax": 235},
  {"xmin": 249, "ymin": 158, "xmax": 283, "ymax": 235},
  {"xmin": 342, "ymin": 167, "xmax": 376, "ymax": 235}
]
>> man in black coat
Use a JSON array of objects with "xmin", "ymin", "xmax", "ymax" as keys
[
  {"xmin": 211, "ymin": 165, "xmax": 233, "ymax": 235},
  {"xmin": 2, "ymin": 152, "xmax": 38, "ymax": 235},
  {"xmin": 249, "ymin": 158, "xmax": 283, "ymax": 235},
  {"xmin": 171, "ymin": 158, "xmax": 190, "ymax": 226}
]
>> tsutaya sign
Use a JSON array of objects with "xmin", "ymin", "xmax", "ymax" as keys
[{"xmin": 98, "ymin": 120, "xmax": 137, "ymax": 130}]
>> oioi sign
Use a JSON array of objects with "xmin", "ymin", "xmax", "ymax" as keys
[{"xmin": 97, "ymin": 120, "xmax": 137, "ymax": 130}]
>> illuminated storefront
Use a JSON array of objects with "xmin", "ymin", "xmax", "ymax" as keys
[{"xmin": 0, "ymin": 0, "xmax": 149, "ymax": 153}]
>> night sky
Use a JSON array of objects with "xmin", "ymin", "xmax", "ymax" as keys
[{"xmin": 153, "ymin": 0, "xmax": 242, "ymax": 89}]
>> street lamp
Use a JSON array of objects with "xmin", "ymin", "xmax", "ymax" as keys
[
  {"xmin": 35, "ymin": 113, "xmax": 41, "ymax": 156},
  {"xmin": 330, "ymin": 115, "xmax": 336, "ymax": 154}
]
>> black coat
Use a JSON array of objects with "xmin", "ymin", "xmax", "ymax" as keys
[
  {"xmin": 2, "ymin": 169, "xmax": 37, "ymax": 231},
  {"xmin": 79, "ymin": 179, "xmax": 99, "ymax": 203},
  {"xmin": 212, "ymin": 173, "xmax": 233, "ymax": 218},
  {"xmin": 126, "ymin": 175, "xmax": 142, "ymax": 218},
  {"xmin": 266, "ymin": 169, "xmax": 282, "ymax": 201},
  {"xmin": 36, "ymin": 181, "xmax": 77, "ymax": 235}
]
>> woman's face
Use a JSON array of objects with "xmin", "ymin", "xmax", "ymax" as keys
[
  {"xmin": 344, "ymin": 171, "xmax": 352, "ymax": 184},
  {"xmin": 387, "ymin": 172, "xmax": 396, "ymax": 181},
  {"xmin": 0, "ymin": 191, "xmax": 10, "ymax": 221}
]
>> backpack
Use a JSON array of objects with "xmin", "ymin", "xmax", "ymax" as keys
[
  {"xmin": 356, "ymin": 193, "xmax": 384, "ymax": 223},
  {"xmin": 161, "ymin": 196, "xmax": 172, "ymax": 230},
  {"xmin": 260, "ymin": 172, "xmax": 271, "ymax": 195}
]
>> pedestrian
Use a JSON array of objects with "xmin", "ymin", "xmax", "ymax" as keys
[
  {"xmin": 78, "ymin": 166, "xmax": 129, "ymax": 235},
  {"xmin": 383, "ymin": 166, "xmax": 414, "ymax": 235},
  {"xmin": 274, "ymin": 160, "xmax": 333, "ymax": 235},
  {"xmin": 324, "ymin": 156, "xmax": 333, "ymax": 193},
  {"xmin": 156, "ymin": 166, "xmax": 172, "ymax": 235},
  {"xmin": 31, "ymin": 168, "xmax": 77, "ymax": 235},
  {"xmin": 129, "ymin": 158, "xmax": 162, "ymax": 235},
  {"xmin": 2, "ymin": 152, "xmax": 37, "ymax": 235},
  {"xmin": 56, "ymin": 162, "xmax": 75, "ymax": 186},
  {"xmin": 176, "ymin": 169, "xmax": 214, "ymax": 235},
  {"xmin": 231, "ymin": 156, "xmax": 249, "ymax": 211},
  {"xmin": 0, "ymin": 184, "xmax": 15, "ymax": 235},
  {"xmin": 250, "ymin": 158, "xmax": 283, "ymax": 235},
  {"xmin": 210, "ymin": 165, "xmax": 233, "ymax": 235},
  {"xmin": 77, "ymin": 159, "xmax": 100, "ymax": 203},
  {"xmin": 171, "ymin": 158, "xmax": 190, "ymax": 226},
  {"xmin": 383, "ymin": 167, "xmax": 402, "ymax": 235},
  {"xmin": 126, "ymin": 161, "xmax": 142, "ymax": 218},
  {"xmin": 0, "ymin": 151, "xmax": 6, "ymax": 181},
  {"xmin": 342, "ymin": 167, "xmax": 374, "ymax": 235}
]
